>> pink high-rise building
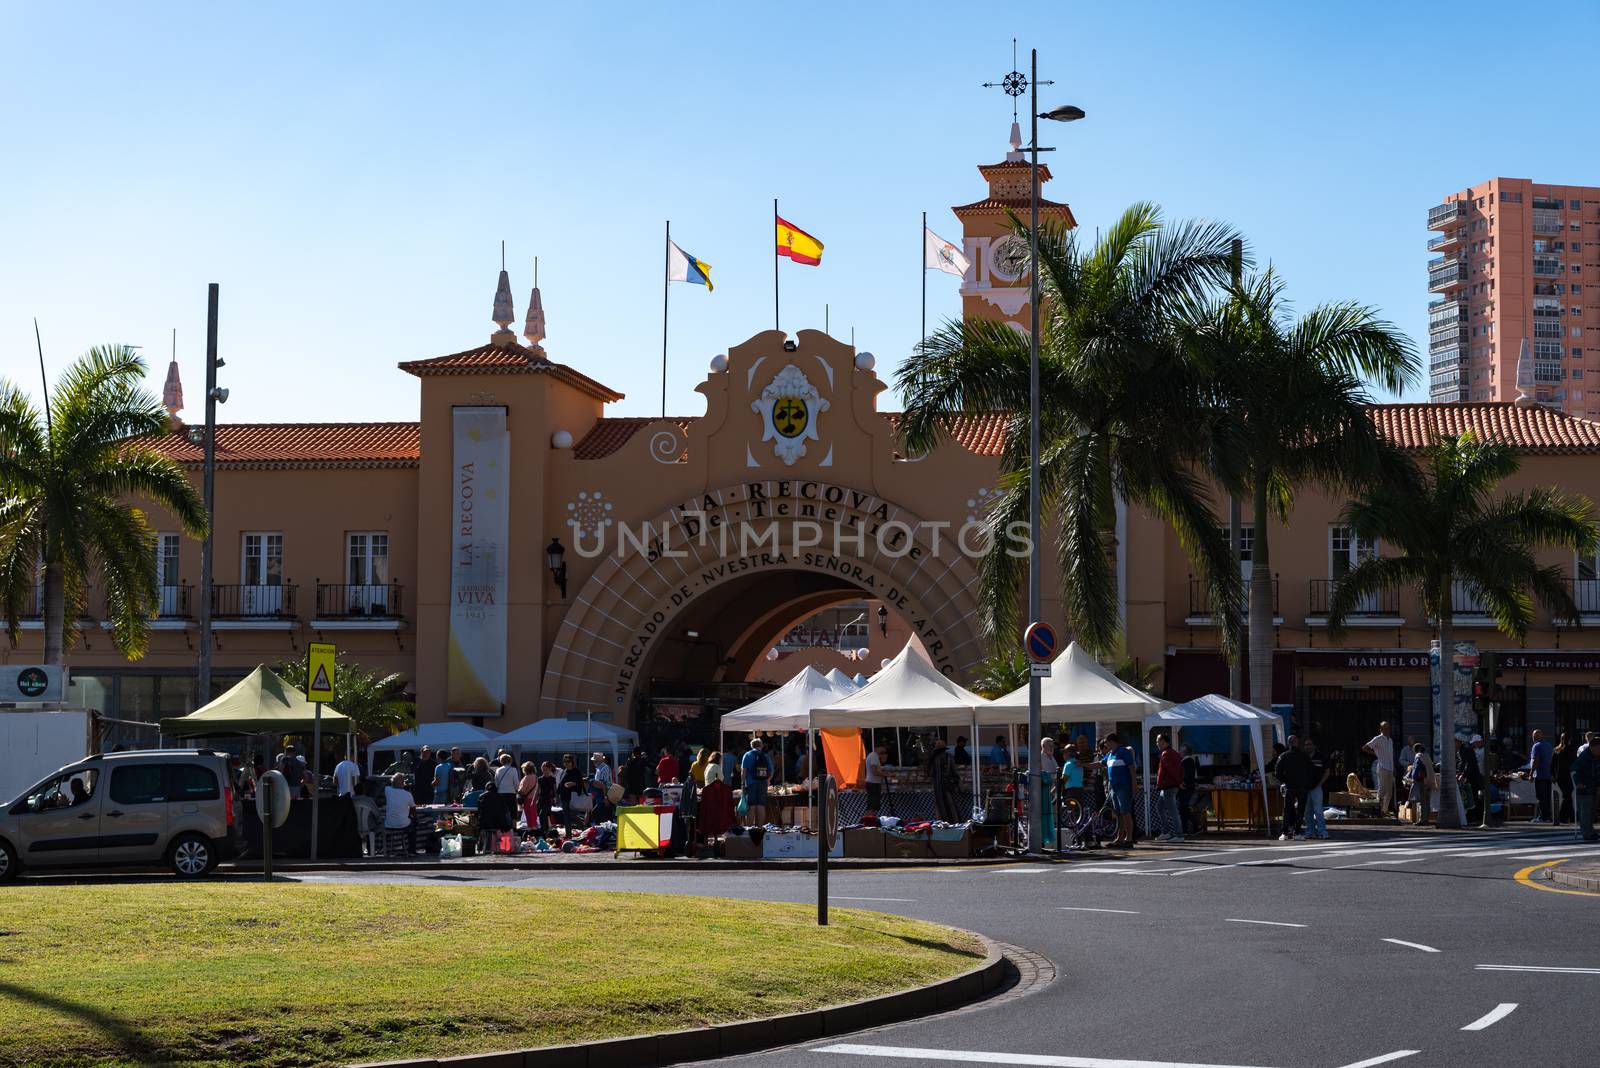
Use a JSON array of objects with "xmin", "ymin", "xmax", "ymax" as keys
[{"xmin": 1427, "ymin": 178, "xmax": 1598, "ymax": 415}]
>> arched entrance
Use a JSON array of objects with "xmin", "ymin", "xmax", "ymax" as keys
[{"xmin": 539, "ymin": 480, "xmax": 987, "ymax": 724}]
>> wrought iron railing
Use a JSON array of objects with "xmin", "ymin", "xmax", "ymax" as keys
[
  {"xmin": 211, "ymin": 583, "xmax": 297, "ymax": 619},
  {"xmin": 1307, "ymin": 579, "xmax": 1397, "ymax": 617},
  {"xmin": 315, "ymin": 582, "xmax": 403, "ymax": 618},
  {"xmin": 1188, "ymin": 576, "xmax": 1278, "ymax": 617}
]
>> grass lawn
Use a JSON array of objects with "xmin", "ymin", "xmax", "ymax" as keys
[{"xmin": 0, "ymin": 882, "xmax": 982, "ymax": 1067}]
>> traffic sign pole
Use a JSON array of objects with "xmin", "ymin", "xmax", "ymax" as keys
[
  {"xmin": 262, "ymin": 782, "xmax": 274, "ymax": 882},
  {"xmin": 817, "ymin": 774, "xmax": 835, "ymax": 926},
  {"xmin": 303, "ymin": 643, "xmax": 336, "ymax": 864},
  {"xmin": 310, "ymin": 701, "xmax": 322, "ymax": 862}
]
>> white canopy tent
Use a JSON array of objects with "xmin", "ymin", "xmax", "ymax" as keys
[
  {"xmin": 365, "ymin": 722, "xmax": 504, "ymax": 774},
  {"xmin": 720, "ymin": 666, "xmax": 849, "ymax": 734},
  {"xmin": 987, "ymin": 642, "xmax": 1170, "ymax": 725},
  {"xmin": 824, "ymin": 667, "xmax": 858, "ymax": 691},
  {"xmin": 1140, "ymin": 694, "xmax": 1286, "ymax": 839},
  {"xmin": 498, "ymin": 715, "xmax": 640, "ymax": 769},
  {"xmin": 810, "ymin": 642, "xmax": 992, "ymax": 817}
]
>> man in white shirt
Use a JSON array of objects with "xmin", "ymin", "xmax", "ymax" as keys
[
  {"xmin": 382, "ymin": 773, "xmax": 415, "ymax": 856},
  {"xmin": 333, "ymin": 755, "xmax": 361, "ymax": 798},
  {"xmin": 1362, "ymin": 721, "xmax": 1397, "ymax": 819},
  {"xmin": 864, "ymin": 743, "xmax": 886, "ymax": 814}
]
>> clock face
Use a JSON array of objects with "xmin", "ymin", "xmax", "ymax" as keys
[{"xmin": 987, "ymin": 235, "xmax": 1031, "ymax": 283}]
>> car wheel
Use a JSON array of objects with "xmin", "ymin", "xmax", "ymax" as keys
[
  {"xmin": 169, "ymin": 833, "xmax": 215, "ymax": 878},
  {"xmin": 0, "ymin": 839, "xmax": 17, "ymax": 882}
]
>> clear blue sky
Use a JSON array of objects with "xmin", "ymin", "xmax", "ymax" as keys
[{"xmin": 4, "ymin": 2, "xmax": 1597, "ymax": 423}]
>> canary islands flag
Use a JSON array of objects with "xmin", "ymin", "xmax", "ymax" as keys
[
  {"xmin": 776, "ymin": 216, "xmax": 824, "ymax": 266},
  {"xmin": 666, "ymin": 240, "xmax": 713, "ymax": 291}
]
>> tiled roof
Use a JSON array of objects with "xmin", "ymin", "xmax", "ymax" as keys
[
  {"xmin": 978, "ymin": 159, "xmax": 1053, "ymax": 180},
  {"xmin": 952, "ymin": 196, "xmax": 1075, "ymax": 220},
  {"xmin": 147, "ymin": 422, "xmax": 421, "ymax": 469},
  {"xmin": 1370, "ymin": 403, "xmax": 1600, "ymax": 453},
  {"xmin": 572, "ymin": 417, "xmax": 694, "ymax": 460},
  {"xmin": 398, "ymin": 342, "xmax": 624, "ymax": 402},
  {"xmin": 883, "ymin": 412, "xmax": 1011, "ymax": 456}
]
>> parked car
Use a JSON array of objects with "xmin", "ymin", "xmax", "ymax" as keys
[{"xmin": 0, "ymin": 749, "xmax": 242, "ymax": 881}]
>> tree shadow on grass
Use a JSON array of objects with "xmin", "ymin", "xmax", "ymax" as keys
[{"xmin": 0, "ymin": 980, "xmax": 147, "ymax": 1060}]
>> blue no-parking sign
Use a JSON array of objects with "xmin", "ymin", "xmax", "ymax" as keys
[{"xmin": 1023, "ymin": 621, "xmax": 1057, "ymax": 663}]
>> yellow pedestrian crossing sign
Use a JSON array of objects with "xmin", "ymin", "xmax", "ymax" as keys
[{"xmin": 306, "ymin": 643, "xmax": 336, "ymax": 703}]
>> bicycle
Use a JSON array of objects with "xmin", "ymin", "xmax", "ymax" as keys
[{"xmin": 1060, "ymin": 790, "xmax": 1117, "ymax": 850}]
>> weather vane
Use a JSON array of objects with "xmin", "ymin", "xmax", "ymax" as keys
[{"xmin": 982, "ymin": 38, "xmax": 1050, "ymax": 119}]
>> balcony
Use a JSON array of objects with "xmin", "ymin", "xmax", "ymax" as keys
[
  {"xmin": 1428, "ymin": 201, "xmax": 1467, "ymax": 230},
  {"xmin": 153, "ymin": 584, "xmax": 193, "ymax": 626},
  {"xmin": 313, "ymin": 582, "xmax": 405, "ymax": 629},
  {"xmin": 1429, "ymin": 323, "xmax": 1467, "ymax": 348},
  {"xmin": 1428, "ymin": 262, "xmax": 1466, "ymax": 291},
  {"xmin": 1305, "ymin": 580, "xmax": 1401, "ymax": 627},
  {"xmin": 210, "ymin": 583, "xmax": 298, "ymax": 628},
  {"xmin": 1448, "ymin": 581, "xmax": 1495, "ymax": 626},
  {"xmin": 1426, "ymin": 231, "xmax": 1464, "ymax": 252},
  {"xmin": 1569, "ymin": 579, "xmax": 1600, "ymax": 624},
  {"xmin": 1533, "ymin": 221, "xmax": 1564, "ymax": 234},
  {"xmin": 1533, "ymin": 258, "xmax": 1563, "ymax": 277},
  {"xmin": 1186, "ymin": 576, "xmax": 1280, "ymax": 625}
]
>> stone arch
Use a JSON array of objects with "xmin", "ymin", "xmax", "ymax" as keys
[{"xmin": 539, "ymin": 479, "xmax": 988, "ymax": 722}]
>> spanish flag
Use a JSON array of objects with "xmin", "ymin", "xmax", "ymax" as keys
[{"xmin": 776, "ymin": 215, "xmax": 824, "ymax": 266}]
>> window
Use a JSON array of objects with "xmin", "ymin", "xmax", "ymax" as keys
[
  {"xmin": 1575, "ymin": 348, "xmax": 1585, "ymax": 358},
  {"xmin": 1217, "ymin": 524, "xmax": 1254, "ymax": 579},
  {"xmin": 242, "ymin": 533, "xmax": 283, "ymax": 586},
  {"xmin": 155, "ymin": 533, "xmax": 180, "ymax": 615},
  {"xmin": 1330, "ymin": 527, "xmax": 1379, "ymax": 612},
  {"xmin": 1581, "ymin": 551, "xmax": 1600, "ymax": 583},
  {"xmin": 110, "ymin": 765, "xmax": 166, "ymax": 805},
  {"xmin": 169, "ymin": 764, "xmax": 219, "ymax": 801},
  {"xmin": 346, "ymin": 532, "xmax": 391, "ymax": 613},
  {"xmin": 1573, "ymin": 200, "xmax": 1583, "ymax": 211},
  {"xmin": 1575, "ymin": 327, "xmax": 1585, "ymax": 338},
  {"xmin": 20, "ymin": 769, "xmax": 97, "ymax": 813},
  {"xmin": 1574, "ymin": 369, "xmax": 1585, "ymax": 380}
]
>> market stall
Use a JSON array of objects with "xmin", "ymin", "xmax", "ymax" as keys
[
  {"xmin": 159, "ymin": 666, "xmax": 355, "ymax": 741},
  {"xmin": 497, "ymin": 715, "xmax": 639, "ymax": 771},
  {"xmin": 365, "ymin": 722, "xmax": 503, "ymax": 774},
  {"xmin": 1140, "ymin": 694, "xmax": 1285, "ymax": 839}
]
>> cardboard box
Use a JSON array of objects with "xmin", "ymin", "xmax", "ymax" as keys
[
  {"xmin": 843, "ymin": 827, "xmax": 884, "ymax": 859},
  {"xmin": 721, "ymin": 833, "xmax": 762, "ymax": 859},
  {"xmin": 929, "ymin": 829, "xmax": 972, "ymax": 859},
  {"xmin": 882, "ymin": 830, "xmax": 935, "ymax": 860}
]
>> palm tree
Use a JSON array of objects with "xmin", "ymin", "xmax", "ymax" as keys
[
  {"xmin": 0, "ymin": 345, "xmax": 207, "ymax": 662},
  {"xmin": 900, "ymin": 202, "xmax": 1245, "ymax": 657},
  {"xmin": 971, "ymin": 645, "xmax": 1030, "ymax": 700},
  {"xmin": 275, "ymin": 654, "xmax": 416, "ymax": 742},
  {"xmin": 1181, "ymin": 270, "xmax": 1419, "ymax": 709},
  {"xmin": 1328, "ymin": 431, "xmax": 1597, "ymax": 828}
]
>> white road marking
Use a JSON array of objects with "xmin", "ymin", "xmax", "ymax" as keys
[
  {"xmin": 1171, "ymin": 859, "xmax": 1282, "ymax": 876},
  {"xmin": 1356, "ymin": 858, "xmax": 1425, "ymax": 866},
  {"xmin": 995, "ymin": 868, "xmax": 1050, "ymax": 874},
  {"xmin": 1461, "ymin": 1003, "xmax": 1517, "ymax": 1031},
  {"xmin": 812, "ymin": 1043, "xmax": 1280, "ymax": 1067},
  {"xmin": 1475, "ymin": 964, "xmax": 1600, "ymax": 975},
  {"xmin": 1289, "ymin": 868, "xmax": 1332, "ymax": 876},
  {"xmin": 1224, "ymin": 918, "xmax": 1307, "ymax": 928},
  {"xmin": 1058, "ymin": 906, "xmax": 1140, "ymax": 914},
  {"xmin": 832, "ymin": 896, "xmax": 917, "ymax": 902},
  {"xmin": 1381, "ymin": 939, "xmax": 1440, "ymax": 953},
  {"xmin": 1335, "ymin": 1052, "xmax": 1420, "ymax": 1068}
]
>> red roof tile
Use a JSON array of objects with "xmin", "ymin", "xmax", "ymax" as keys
[
  {"xmin": 398, "ymin": 342, "xmax": 624, "ymax": 402},
  {"xmin": 978, "ymin": 159, "xmax": 1053, "ymax": 181},
  {"xmin": 951, "ymin": 196, "xmax": 1076, "ymax": 223},
  {"xmin": 1369, "ymin": 403, "xmax": 1600, "ymax": 453},
  {"xmin": 883, "ymin": 413, "xmax": 1011, "ymax": 456},
  {"xmin": 572, "ymin": 417, "xmax": 694, "ymax": 460},
  {"xmin": 147, "ymin": 422, "xmax": 421, "ymax": 469}
]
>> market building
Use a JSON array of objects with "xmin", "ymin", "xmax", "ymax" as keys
[{"xmin": 8, "ymin": 132, "xmax": 1600, "ymax": 779}]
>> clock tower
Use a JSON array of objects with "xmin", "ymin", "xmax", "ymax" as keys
[{"xmin": 952, "ymin": 123, "xmax": 1078, "ymax": 331}]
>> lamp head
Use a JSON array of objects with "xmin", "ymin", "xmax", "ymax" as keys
[{"xmin": 1040, "ymin": 104, "xmax": 1086, "ymax": 123}]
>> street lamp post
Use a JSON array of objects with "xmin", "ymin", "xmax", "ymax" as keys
[
  {"xmin": 1024, "ymin": 50, "xmax": 1084, "ymax": 853},
  {"xmin": 198, "ymin": 284, "xmax": 221, "ymax": 705}
]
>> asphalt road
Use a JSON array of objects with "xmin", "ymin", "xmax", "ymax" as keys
[{"xmin": 291, "ymin": 827, "xmax": 1599, "ymax": 1068}]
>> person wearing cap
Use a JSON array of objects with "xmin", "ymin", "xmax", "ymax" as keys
[
  {"xmin": 588, "ymin": 752, "xmax": 615, "ymax": 823},
  {"xmin": 740, "ymin": 737, "xmax": 773, "ymax": 826}
]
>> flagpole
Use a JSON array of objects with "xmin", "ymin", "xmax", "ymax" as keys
[
  {"xmin": 920, "ymin": 210, "xmax": 927, "ymax": 353},
  {"xmin": 662, "ymin": 220, "xmax": 670, "ymax": 418},
  {"xmin": 773, "ymin": 197, "xmax": 780, "ymax": 333}
]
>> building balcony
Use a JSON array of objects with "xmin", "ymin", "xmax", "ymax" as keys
[
  {"xmin": 210, "ymin": 583, "xmax": 298, "ymax": 628},
  {"xmin": 1449, "ymin": 581, "xmax": 1496, "ymax": 626},
  {"xmin": 1305, "ymin": 580, "xmax": 1401, "ymax": 627},
  {"xmin": 1426, "ymin": 231, "xmax": 1465, "ymax": 252},
  {"xmin": 1429, "ymin": 324, "xmax": 1467, "ymax": 349},
  {"xmin": 312, "ymin": 582, "xmax": 405, "ymax": 629},
  {"xmin": 1428, "ymin": 262, "xmax": 1466, "ymax": 291},
  {"xmin": 1185, "ymin": 575, "xmax": 1280, "ymax": 626},
  {"xmin": 1533, "ymin": 259, "xmax": 1563, "ymax": 277},
  {"xmin": 1533, "ymin": 221, "xmax": 1564, "ymax": 234},
  {"xmin": 1565, "ymin": 578, "xmax": 1600, "ymax": 625},
  {"xmin": 1428, "ymin": 201, "xmax": 1467, "ymax": 230}
]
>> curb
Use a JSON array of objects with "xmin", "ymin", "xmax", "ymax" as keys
[
  {"xmin": 1549, "ymin": 861, "xmax": 1600, "ymax": 893},
  {"xmin": 236, "ymin": 856, "xmax": 1024, "ymax": 874},
  {"xmin": 350, "ymin": 932, "xmax": 1007, "ymax": 1068}
]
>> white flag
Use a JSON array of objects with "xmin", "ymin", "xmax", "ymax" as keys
[{"xmin": 924, "ymin": 227, "xmax": 970, "ymax": 278}]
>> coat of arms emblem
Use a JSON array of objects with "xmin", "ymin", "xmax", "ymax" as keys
[{"xmin": 752, "ymin": 363, "xmax": 828, "ymax": 466}]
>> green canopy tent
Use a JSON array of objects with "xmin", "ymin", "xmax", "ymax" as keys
[{"xmin": 159, "ymin": 666, "xmax": 353, "ymax": 738}]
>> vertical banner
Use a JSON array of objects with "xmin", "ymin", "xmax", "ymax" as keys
[{"xmin": 448, "ymin": 407, "xmax": 509, "ymax": 716}]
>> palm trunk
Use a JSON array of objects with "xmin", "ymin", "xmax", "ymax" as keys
[
  {"xmin": 1435, "ymin": 579, "xmax": 1461, "ymax": 829},
  {"xmin": 1247, "ymin": 481, "xmax": 1273, "ymax": 711},
  {"xmin": 42, "ymin": 562, "xmax": 65, "ymax": 666}
]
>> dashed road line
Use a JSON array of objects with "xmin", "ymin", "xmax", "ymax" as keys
[
  {"xmin": 832, "ymin": 896, "xmax": 917, "ymax": 902},
  {"xmin": 1475, "ymin": 964, "xmax": 1600, "ymax": 975},
  {"xmin": 1224, "ymin": 918, "xmax": 1307, "ymax": 928},
  {"xmin": 1381, "ymin": 938, "xmax": 1440, "ymax": 953},
  {"xmin": 1461, "ymin": 1003, "xmax": 1517, "ymax": 1031},
  {"xmin": 1057, "ymin": 906, "xmax": 1140, "ymax": 914}
]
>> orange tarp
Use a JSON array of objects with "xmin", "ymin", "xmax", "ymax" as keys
[{"xmin": 821, "ymin": 728, "xmax": 865, "ymax": 788}]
